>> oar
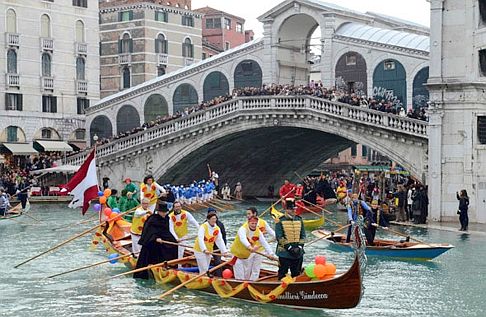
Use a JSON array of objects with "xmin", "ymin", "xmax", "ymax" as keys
[
  {"xmin": 158, "ymin": 258, "xmax": 234, "ymax": 299},
  {"xmin": 110, "ymin": 255, "xmax": 195, "ymax": 279},
  {"xmin": 14, "ymin": 222, "xmax": 102, "ymax": 268},
  {"xmin": 46, "ymin": 252, "xmax": 139, "ymax": 278},
  {"xmin": 52, "ymin": 213, "xmax": 99, "ymax": 231},
  {"xmin": 301, "ymin": 199, "xmax": 343, "ymax": 227},
  {"xmin": 306, "ymin": 223, "xmax": 352, "ymax": 247},
  {"xmin": 260, "ymin": 188, "xmax": 296, "ymax": 217},
  {"xmin": 21, "ymin": 211, "xmax": 42, "ymax": 223},
  {"xmin": 377, "ymin": 225, "xmax": 432, "ymax": 246},
  {"xmin": 14, "ymin": 205, "xmax": 139, "ymax": 268},
  {"xmin": 157, "ymin": 239, "xmax": 224, "ymax": 257}
]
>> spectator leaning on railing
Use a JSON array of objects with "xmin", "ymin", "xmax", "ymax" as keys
[{"xmin": 86, "ymin": 83, "xmax": 428, "ymax": 149}]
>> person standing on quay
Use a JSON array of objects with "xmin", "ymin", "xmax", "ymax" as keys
[{"xmin": 457, "ymin": 189, "xmax": 469, "ymax": 231}]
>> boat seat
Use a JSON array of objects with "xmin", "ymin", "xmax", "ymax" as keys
[
  {"xmin": 48, "ymin": 187, "xmax": 60, "ymax": 196},
  {"xmin": 30, "ymin": 187, "xmax": 42, "ymax": 196}
]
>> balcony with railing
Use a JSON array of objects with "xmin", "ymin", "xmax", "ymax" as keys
[
  {"xmin": 76, "ymin": 80, "xmax": 88, "ymax": 93},
  {"xmin": 75, "ymin": 42, "xmax": 88, "ymax": 55},
  {"xmin": 6, "ymin": 73, "xmax": 20, "ymax": 87},
  {"xmin": 5, "ymin": 33, "xmax": 20, "ymax": 47},
  {"xmin": 40, "ymin": 38, "xmax": 54, "ymax": 51},
  {"xmin": 119, "ymin": 54, "xmax": 131, "ymax": 64},
  {"xmin": 158, "ymin": 53, "xmax": 168, "ymax": 65},
  {"xmin": 184, "ymin": 57, "xmax": 194, "ymax": 66},
  {"xmin": 41, "ymin": 77, "xmax": 54, "ymax": 90}
]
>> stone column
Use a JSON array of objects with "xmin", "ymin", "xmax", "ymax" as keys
[
  {"xmin": 426, "ymin": 104, "xmax": 444, "ymax": 221},
  {"xmin": 262, "ymin": 20, "xmax": 275, "ymax": 84},
  {"xmin": 319, "ymin": 15, "xmax": 335, "ymax": 87}
]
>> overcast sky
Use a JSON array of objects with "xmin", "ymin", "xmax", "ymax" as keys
[{"xmin": 192, "ymin": 0, "xmax": 430, "ymax": 37}]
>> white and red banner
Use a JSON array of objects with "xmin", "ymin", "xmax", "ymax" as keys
[{"xmin": 65, "ymin": 150, "xmax": 99, "ymax": 214}]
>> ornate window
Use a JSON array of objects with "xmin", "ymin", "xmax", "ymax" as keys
[
  {"xmin": 182, "ymin": 38, "xmax": 193, "ymax": 58},
  {"xmin": 41, "ymin": 14, "xmax": 51, "ymax": 38},
  {"xmin": 6, "ymin": 9, "xmax": 16, "ymax": 33},
  {"xmin": 122, "ymin": 67, "xmax": 130, "ymax": 89},
  {"xmin": 41, "ymin": 53, "xmax": 51, "ymax": 77},
  {"xmin": 76, "ymin": 57, "xmax": 85, "ymax": 80},
  {"xmin": 155, "ymin": 34, "xmax": 168, "ymax": 54},
  {"xmin": 7, "ymin": 49, "xmax": 17, "ymax": 74}
]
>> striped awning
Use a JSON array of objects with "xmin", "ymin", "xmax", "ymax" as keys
[
  {"xmin": 2, "ymin": 143, "xmax": 38, "ymax": 155},
  {"xmin": 34, "ymin": 140, "xmax": 73, "ymax": 152}
]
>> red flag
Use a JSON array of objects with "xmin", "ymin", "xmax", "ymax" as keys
[{"xmin": 65, "ymin": 149, "xmax": 99, "ymax": 214}]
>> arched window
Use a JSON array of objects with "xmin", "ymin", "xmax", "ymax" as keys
[
  {"xmin": 119, "ymin": 33, "xmax": 132, "ymax": 53},
  {"xmin": 7, "ymin": 49, "xmax": 17, "ymax": 74},
  {"xmin": 155, "ymin": 34, "xmax": 168, "ymax": 54},
  {"xmin": 6, "ymin": 9, "xmax": 16, "ymax": 33},
  {"xmin": 41, "ymin": 14, "xmax": 51, "ymax": 38},
  {"xmin": 122, "ymin": 66, "xmax": 130, "ymax": 88},
  {"xmin": 182, "ymin": 38, "xmax": 193, "ymax": 58},
  {"xmin": 76, "ymin": 57, "xmax": 85, "ymax": 80},
  {"xmin": 41, "ymin": 53, "xmax": 51, "ymax": 77},
  {"xmin": 6, "ymin": 126, "xmax": 18, "ymax": 142},
  {"xmin": 75, "ymin": 20, "xmax": 85, "ymax": 43},
  {"xmin": 41, "ymin": 128, "xmax": 52, "ymax": 139}
]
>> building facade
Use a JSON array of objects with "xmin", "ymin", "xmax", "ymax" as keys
[
  {"xmin": 99, "ymin": 0, "xmax": 202, "ymax": 98},
  {"xmin": 0, "ymin": 0, "xmax": 99, "ymax": 152},
  {"xmin": 195, "ymin": 6, "xmax": 250, "ymax": 59},
  {"xmin": 427, "ymin": 0, "xmax": 486, "ymax": 223}
]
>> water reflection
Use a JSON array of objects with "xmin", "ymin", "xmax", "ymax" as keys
[{"xmin": 0, "ymin": 203, "xmax": 485, "ymax": 317}]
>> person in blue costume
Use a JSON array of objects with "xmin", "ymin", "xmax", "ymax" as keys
[{"xmin": 346, "ymin": 193, "xmax": 370, "ymax": 243}]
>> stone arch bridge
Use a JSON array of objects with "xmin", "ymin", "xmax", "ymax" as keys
[{"xmin": 68, "ymin": 95, "xmax": 428, "ymax": 195}]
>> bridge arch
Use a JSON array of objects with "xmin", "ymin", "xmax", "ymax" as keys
[
  {"xmin": 270, "ymin": 8, "xmax": 323, "ymax": 85},
  {"xmin": 116, "ymin": 104, "xmax": 140, "ymax": 134},
  {"xmin": 372, "ymin": 58, "xmax": 407, "ymax": 107},
  {"xmin": 412, "ymin": 66, "xmax": 429, "ymax": 110},
  {"xmin": 203, "ymin": 71, "xmax": 229, "ymax": 101},
  {"xmin": 144, "ymin": 93, "xmax": 168, "ymax": 123},
  {"xmin": 89, "ymin": 115, "xmax": 112, "ymax": 145},
  {"xmin": 335, "ymin": 51, "xmax": 367, "ymax": 95},
  {"xmin": 172, "ymin": 83, "xmax": 198, "ymax": 114},
  {"xmin": 233, "ymin": 59, "xmax": 263, "ymax": 89},
  {"xmin": 149, "ymin": 111, "xmax": 426, "ymax": 191}
]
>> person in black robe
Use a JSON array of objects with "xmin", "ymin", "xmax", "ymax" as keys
[{"xmin": 133, "ymin": 202, "xmax": 178, "ymax": 279}]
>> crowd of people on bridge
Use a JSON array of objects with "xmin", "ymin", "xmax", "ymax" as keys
[{"xmin": 93, "ymin": 82, "xmax": 428, "ymax": 147}]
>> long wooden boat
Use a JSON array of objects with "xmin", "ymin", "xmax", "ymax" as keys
[
  {"xmin": 311, "ymin": 229, "xmax": 454, "ymax": 261},
  {"xmin": 92, "ymin": 222, "xmax": 368, "ymax": 310},
  {"xmin": 271, "ymin": 207, "xmax": 324, "ymax": 230},
  {"xmin": 0, "ymin": 203, "xmax": 25, "ymax": 222}
]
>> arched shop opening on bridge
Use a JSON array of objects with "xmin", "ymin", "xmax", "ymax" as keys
[
  {"xmin": 412, "ymin": 67, "xmax": 429, "ymax": 110},
  {"xmin": 117, "ymin": 105, "xmax": 140, "ymax": 134},
  {"xmin": 203, "ymin": 71, "xmax": 229, "ymax": 102},
  {"xmin": 335, "ymin": 51, "xmax": 367, "ymax": 95},
  {"xmin": 173, "ymin": 83, "xmax": 198, "ymax": 114},
  {"xmin": 373, "ymin": 59, "xmax": 407, "ymax": 107},
  {"xmin": 90, "ymin": 115, "xmax": 113, "ymax": 145},
  {"xmin": 233, "ymin": 60, "xmax": 263, "ymax": 89},
  {"xmin": 144, "ymin": 94, "xmax": 169, "ymax": 123}
]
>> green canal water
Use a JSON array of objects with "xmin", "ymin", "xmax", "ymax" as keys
[{"xmin": 0, "ymin": 203, "xmax": 484, "ymax": 317}]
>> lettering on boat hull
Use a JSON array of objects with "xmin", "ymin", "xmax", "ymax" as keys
[{"xmin": 278, "ymin": 291, "xmax": 329, "ymax": 300}]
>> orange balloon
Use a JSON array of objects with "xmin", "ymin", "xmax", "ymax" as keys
[
  {"xmin": 313, "ymin": 264, "xmax": 326, "ymax": 278},
  {"xmin": 104, "ymin": 189, "xmax": 112, "ymax": 197},
  {"xmin": 99, "ymin": 196, "xmax": 107, "ymax": 204},
  {"xmin": 325, "ymin": 263, "xmax": 337, "ymax": 275}
]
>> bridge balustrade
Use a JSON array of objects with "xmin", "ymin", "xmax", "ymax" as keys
[{"xmin": 67, "ymin": 95, "xmax": 428, "ymax": 165}]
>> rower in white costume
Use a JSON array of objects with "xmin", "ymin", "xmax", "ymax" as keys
[
  {"xmin": 168, "ymin": 201, "xmax": 199, "ymax": 260},
  {"xmin": 246, "ymin": 207, "xmax": 276, "ymax": 240},
  {"xmin": 231, "ymin": 216, "xmax": 276, "ymax": 281},
  {"xmin": 140, "ymin": 175, "xmax": 166, "ymax": 212},
  {"xmin": 193, "ymin": 211, "xmax": 228, "ymax": 273},
  {"xmin": 130, "ymin": 198, "xmax": 152, "ymax": 255}
]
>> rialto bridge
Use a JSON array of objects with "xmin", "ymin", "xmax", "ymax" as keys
[
  {"xmin": 69, "ymin": 94, "xmax": 428, "ymax": 200},
  {"xmin": 74, "ymin": 0, "xmax": 486, "ymax": 224}
]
